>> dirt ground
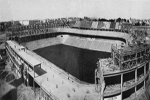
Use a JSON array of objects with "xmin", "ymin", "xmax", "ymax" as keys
[{"xmin": 0, "ymin": 80, "xmax": 17, "ymax": 100}]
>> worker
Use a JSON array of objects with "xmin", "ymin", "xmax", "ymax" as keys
[{"xmin": 95, "ymin": 61, "xmax": 105, "ymax": 100}]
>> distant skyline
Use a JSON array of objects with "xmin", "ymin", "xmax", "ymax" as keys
[{"xmin": 0, "ymin": 0, "xmax": 150, "ymax": 22}]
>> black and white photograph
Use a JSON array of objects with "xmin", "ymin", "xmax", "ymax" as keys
[{"xmin": 0, "ymin": 0, "xmax": 150, "ymax": 100}]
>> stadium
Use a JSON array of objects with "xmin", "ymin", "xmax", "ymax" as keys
[{"xmin": 4, "ymin": 18, "xmax": 150, "ymax": 100}]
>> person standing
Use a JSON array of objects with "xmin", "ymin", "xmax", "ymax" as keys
[{"xmin": 95, "ymin": 60, "xmax": 105, "ymax": 100}]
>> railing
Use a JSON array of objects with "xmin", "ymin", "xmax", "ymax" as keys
[{"xmin": 111, "ymin": 43, "xmax": 150, "ymax": 56}]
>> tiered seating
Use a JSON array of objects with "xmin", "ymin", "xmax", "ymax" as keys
[
  {"xmin": 72, "ymin": 37, "xmax": 80, "ymax": 47},
  {"xmin": 96, "ymin": 40, "xmax": 113, "ymax": 52},
  {"xmin": 86, "ymin": 21, "xmax": 92, "ymax": 28},
  {"xmin": 78, "ymin": 39, "xmax": 87, "ymax": 48},
  {"xmin": 25, "ymin": 41, "xmax": 38, "ymax": 50},
  {"xmin": 71, "ymin": 37, "xmax": 79, "ymax": 46},
  {"xmin": 8, "ymin": 17, "xmax": 133, "ymax": 39},
  {"xmin": 64, "ymin": 36, "xmax": 72, "ymax": 45},
  {"xmin": 96, "ymin": 41, "xmax": 104, "ymax": 50},
  {"xmin": 69, "ymin": 36, "xmax": 77, "ymax": 46},
  {"xmin": 64, "ymin": 36, "xmax": 120, "ymax": 52},
  {"xmin": 49, "ymin": 37, "xmax": 61, "ymax": 45},
  {"xmin": 84, "ymin": 40, "xmax": 92, "ymax": 48},
  {"xmin": 105, "ymin": 42, "xmax": 112, "ymax": 51},
  {"xmin": 110, "ymin": 22, "xmax": 116, "ymax": 29},
  {"xmin": 79, "ymin": 21, "xmax": 86, "ymax": 28},
  {"xmin": 37, "ymin": 37, "xmax": 61, "ymax": 48},
  {"xmin": 91, "ymin": 22, "xmax": 98, "ymax": 29},
  {"xmin": 66, "ymin": 37, "xmax": 89, "ymax": 49},
  {"xmin": 37, "ymin": 39, "xmax": 48, "ymax": 48},
  {"xmin": 68, "ymin": 20, "xmax": 76, "ymax": 27},
  {"xmin": 115, "ymin": 22, "xmax": 120, "ymax": 30},
  {"xmin": 73, "ymin": 21, "xmax": 81, "ymax": 28},
  {"xmin": 80, "ymin": 20, "xmax": 92, "ymax": 29},
  {"xmin": 103, "ymin": 22, "xmax": 111, "ymax": 29},
  {"xmin": 24, "ymin": 37, "xmax": 61, "ymax": 50},
  {"xmin": 97, "ymin": 21, "xmax": 106, "ymax": 29},
  {"xmin": 89, "ymin": 40, "xmax": 99, "ymax": 49}
]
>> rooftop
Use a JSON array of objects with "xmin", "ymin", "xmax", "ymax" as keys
[{"xmin": 7, "ymin": 41, "xmax": 41, "ymax": 67}]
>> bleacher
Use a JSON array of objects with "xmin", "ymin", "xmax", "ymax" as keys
[
  {"xmin": 71, "ymin": 37, "xmax": 79, "ymax": 47},
  {"xmin": 96, "ymin": 41, "xmax": 111, "ymax": 52},
  {"xmin": 23, "ymin": 37, "xmax": 61, "ymax": 51},
  {"xmin": 68, "ymin": 20, "xmax": 76, "ymax": 27},
  {"xmin": 7, "ymin": 17, "xmax": 133, "ymax": 43},
  {"xmin": 74, "ymin": 37, "xmax": 81, "ymax": 47},
  {"xmin": 70, "ymin": 36, "xmax": 77, "ymax": 46},
  {"xmin": 78, "ymin": 38, "xmax": 87, "ymax": 48},
  {"xmin": 110, "ymin": 22, "xmax": 116, "ymax": 29},
  {"xmin": 84, "ymin": 39, "xmax": 93, "ymax": 48},
  {"xmin": 115, "ymin": 22, "xmax": 121, "ymax": 30},
  {"xmin": 89, "ymin": 40, "xmax": 99, "ymax": 49},
  {"xmin": 63, "ymin": 36, "xmax": 121, "ymax": 52},
  {"xmin": 97, "ymin": 21, "xmax": 106, "ymax": 29},
  {"xmin": 80, "ymin": 20, "xmax": 92, "ymax": 29},
  {"xmin": 64, "ymin": 36, "xmax": 72, "ymax": 45},
  {"xmin": 73, "ymin": 21, "xmax": 81, "ymax": 28},
  {"xmin": 103, "ymin": 22, "xmax": 111, "ymax": 29},
  {"xmin": 91, "ymin": 22, "xmax": 98, "ymax": 29}
]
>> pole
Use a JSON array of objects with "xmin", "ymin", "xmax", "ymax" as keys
[
  {"xmin": 96, "ymin": 59, "xmax": 105, "ymax": 100},
  {"xmin": 33, "ymin": 66, "xmax": 35, "ymax": 92}
]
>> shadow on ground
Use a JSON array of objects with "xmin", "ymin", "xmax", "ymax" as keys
[
  {"xmin": 10, "ymin": 77, "xmax": 23, "ymax": 87},
  {"xmin": 1, "ymin": 88, "xmax": 17, "ymax": 100}
]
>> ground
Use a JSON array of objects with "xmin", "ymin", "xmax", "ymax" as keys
[{"xmin": 0, "ymin": 33, "xmax": 38, "ymax": 100}]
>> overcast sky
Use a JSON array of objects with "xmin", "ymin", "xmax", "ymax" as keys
[{"xmin": 0, "ymin": 0, "xmax": 150, "ymax": 22}]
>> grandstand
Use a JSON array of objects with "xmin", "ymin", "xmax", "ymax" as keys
[
  {"xmin": 89, "ymin": 39, "xmax": 100, "ymax": 49},
  {"xmin": 5, "ymin": 17, "xmax": 150, "ymax": 100},
  {"xmin": 91, "ymin": 22, "xmax": 98, "ymax": 29},
  {"xmin": 22, "ymin": 37, "xmax": 61, "ymax": 51},
  {"xmin": 97, "ymin": 21, "xmax": 106, "ymax": 29},
  {"xmin": 77, "ymin": 38, "xmax": 87, "ymax": 48},
  {"xmin": 103, "ymin": 22, "xmax": 111, "ymax": 29},
  {"xmin": 63, "ymin": 35, "xmax": 122, "ymax": 52},
  {"xmin": 80, "ymin": 20, "xmax": 92, "ymax": 29},
  {"xmin": 110, "ymin": 22, "xmax": 116, "ymax": 29},
  {"xmin": 22, "ymin": 33, "xmax": 124, "ymax": 53}
]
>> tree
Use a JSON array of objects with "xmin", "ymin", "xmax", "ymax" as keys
[
  {"xmin": 142, "ymin": 21, "xmax": 146, "ymax": 26},
  {"xmin": 135, "ymin": 22, "xmax": 140, "ymax": 26},
  {"xmin": 116, "ymin": 17, "xmax": 121, "ymax": 22},
  {"xmin": 17, "ymin": 84, "xmax": 35, "ymax": 100},
  {"xmin": 109, "ymin": 19, "xmax": 115, "ymax": 22},
  {"xmin": 123, "ymin": 19, "xmax": 126, "ymax": 22}
]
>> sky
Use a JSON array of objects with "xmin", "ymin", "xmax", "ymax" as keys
[{"xmin": 0, "ymin": 0, "xmax": 150, "ymax": 22}]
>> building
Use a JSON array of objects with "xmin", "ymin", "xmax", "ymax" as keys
[{"xmin": 5, "ymin": 18, "xmax": 150, "ymax": 100}]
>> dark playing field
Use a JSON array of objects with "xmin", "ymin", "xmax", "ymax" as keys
[{"xmin": 34, "ymin": 44, "xmax": 111, "ymax": 83}]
